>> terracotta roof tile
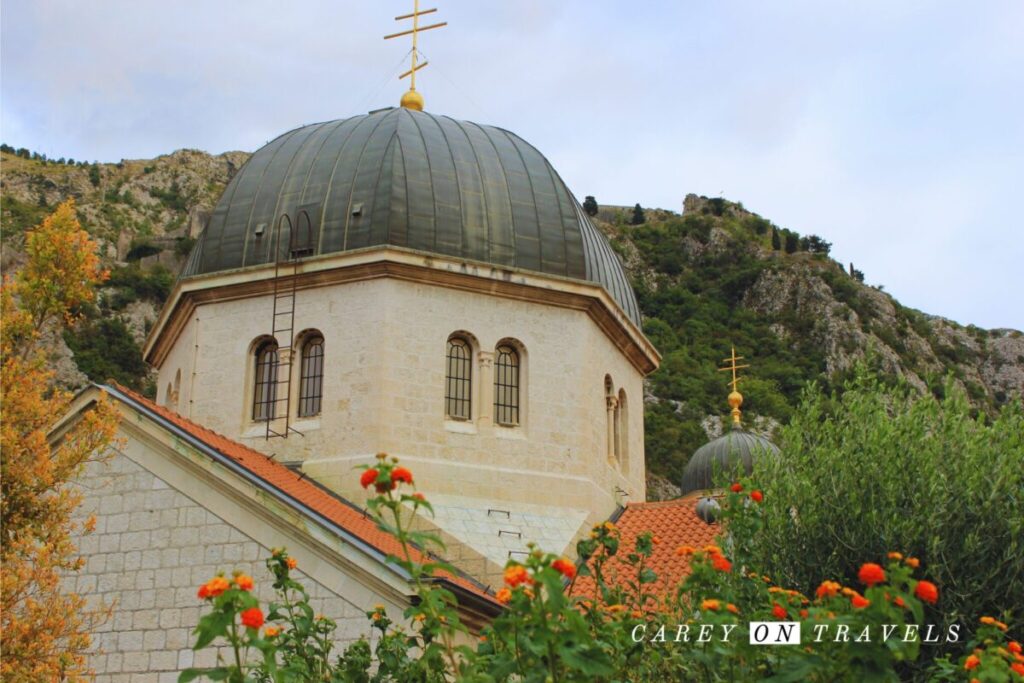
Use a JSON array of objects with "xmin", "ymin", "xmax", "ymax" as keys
[
  {"xmin": 570, "ymin": 496, "xmax": 719, "ymax": 602},
  {"xmin": 106, "ymin": 384, "xmax": 497, "ymax": 606}
]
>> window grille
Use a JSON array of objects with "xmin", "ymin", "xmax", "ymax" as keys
[
  {"xmin": 298, "ymin": 336, "xmax": 324, "ymax": 417},
  {"xmin": 253, "ymin": 341, "xmax": 278, "ymax": 421},
  {"xmin": 494, "ymin": 345, "xmax": 520, "ymax": 426},
  {"xmin": 445, "ymin": 337, "xmax": 472, "ymax": 419}
]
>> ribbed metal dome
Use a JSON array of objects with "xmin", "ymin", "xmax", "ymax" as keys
[
  {"xmin": 183, "ymin": 107, "xmax": 640, "ymax": 325},
  {"xmin": 680, "ymin": 429, "xmax": 780, "ymax": 495}
]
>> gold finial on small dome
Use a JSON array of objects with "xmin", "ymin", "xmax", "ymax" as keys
[
  {"xmin": 384, "ymin": 0, "xmax": 447, "ymax": 111},
  {"xmin": 718, "ymin": 347, "xmax": 750, "ymax": 426}
]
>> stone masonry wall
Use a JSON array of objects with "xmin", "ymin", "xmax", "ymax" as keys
[{"xmin": 71, "ymin": 450, "xmax": 376, "ymax": 683}]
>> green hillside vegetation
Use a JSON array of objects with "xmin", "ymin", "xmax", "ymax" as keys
[{"xmin": 594, "ymin": 197, "xmax": 1016, "ymax": 485}]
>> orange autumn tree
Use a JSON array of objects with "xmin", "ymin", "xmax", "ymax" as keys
[{"xmin": 1, "ymin": 200, "xmax": 119, "ymax": 681}]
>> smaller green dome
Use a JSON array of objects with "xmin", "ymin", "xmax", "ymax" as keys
[{"xmin": 680, "ymin": 429, "xmax": 779, "ymax": 495}]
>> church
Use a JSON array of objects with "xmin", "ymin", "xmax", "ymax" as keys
[{"xmin": 59, "ymin": 20, "xmax": 774, "ymax": 680}]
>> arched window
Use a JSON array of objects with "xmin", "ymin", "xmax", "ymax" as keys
[
  {"xmin": 494, "ymin": 344, "xmax": 520, "ymax": 426},
  {"xmin": 617, "ymin": 389, "xmax": 629, "ymax": 467},
  {"xmin": 604, "ymin": 375, "xmax": 616, "ymax": 463},
  {"xmin": 252, "ymin": 339, "xmax": 279, "ymax": 421},
  {"xmin": 297, "ymin": 335, "xmax": 324, "ymax": 417},
  {"xmin": 613, "ymin": 396, "xmax": 622, "ymax": 463},
  {"xmin": 445, "ymin": 336, "xmax": 472, "ymax": 420}
]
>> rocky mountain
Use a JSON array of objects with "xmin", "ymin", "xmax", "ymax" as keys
[{"xmin": 2, "ymin": 150, "xmax": 1021, "ymax": 499}]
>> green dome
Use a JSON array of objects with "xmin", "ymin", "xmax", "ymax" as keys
[
  {"xmin": 182, "ymin": 107, "xmax": 640, "ymax": 325},
  {"xmin": 680, "ymin": 428, "xmax": 780, "ymax": 494}
]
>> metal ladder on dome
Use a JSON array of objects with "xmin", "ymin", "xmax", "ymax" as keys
[{"xmin": 265, "ymin": 210, "xmax": 315, "ymax": 440}]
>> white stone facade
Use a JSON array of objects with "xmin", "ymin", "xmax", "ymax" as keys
[{"xmin": 148, "ymin": 249, "xmax": 658, "ymax": 567}]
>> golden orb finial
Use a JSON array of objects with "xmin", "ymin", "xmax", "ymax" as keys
[
  {"xmin": 400, "ymin": 89, "xmax": 424, "ymax": 111},
  {"xmin": 718, "ymin": 347, "xmax": 750, "ymax": 427},
  {"xmin": 384, "ymin": 1, "xmax": 446, "ymax": 111}
]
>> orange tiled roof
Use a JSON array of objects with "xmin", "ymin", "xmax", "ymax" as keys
[
  {"xmin": 570, "ymin": 496, "xmax": 719, "ymax": 603},
  {"xmin": 105, "ymin": 384, "xmax": 497, "ymax": 606}
]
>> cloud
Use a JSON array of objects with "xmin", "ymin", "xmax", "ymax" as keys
[{"xmin": 1, "ymin": 0, "xmax": 1021, "ymax": 328}]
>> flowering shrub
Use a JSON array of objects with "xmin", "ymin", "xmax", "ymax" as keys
[{"xmin": 182, "ymin": 463, "xmax": 1021, "ymax": 682}]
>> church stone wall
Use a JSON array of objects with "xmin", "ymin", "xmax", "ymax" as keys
[
  {"xmin": 157, "ymin": 275, "xmax": 645, "ymax": 523},
  {"xmin": 71, "ymin": 450, "xmax": 380, "ymax": 682}
]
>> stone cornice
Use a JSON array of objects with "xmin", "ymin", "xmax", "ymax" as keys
[{"xmin": 144, "ymin": 246, "xmax": 661, "ymax": 374}]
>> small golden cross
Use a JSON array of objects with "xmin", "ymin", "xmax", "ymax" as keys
[
  {"xmin": 718, "ymin": 346, "xmax": 750, "ymax": 392},
  {"xmin": 383, "ymin": 1, "xmax": 447, "ymax": 98}
]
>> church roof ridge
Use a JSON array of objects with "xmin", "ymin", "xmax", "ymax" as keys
[{"xmin": 99, "ymin": 383, "xmax": 500, "ymax": 609}]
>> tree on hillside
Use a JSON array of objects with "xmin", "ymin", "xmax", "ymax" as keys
[
  {"xmin": 771, "ymin": 228, "xmax": 781, "ymax": 251},
  {"xmin": 1, "ymin": 200, "xmax": 119, "ymax": 681},
  {"xmin": 583, "ymin": 195, "xmax": 598, "ymax": 216},
  {"xmin": 784, "ymin": 231, "xmax": 798, "ymax": 254},
  {"xmin": 630, "ymin": 203, "xmax": 646, "ymax": 225}
]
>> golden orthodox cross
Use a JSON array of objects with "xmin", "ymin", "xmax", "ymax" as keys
[
  {"xmin": 718, "ymin": 347, "xmax": 750, "ymax": 391},
  {"xmin": 384, "ymin": 0, "xmax": 447, "ymax": 107}
]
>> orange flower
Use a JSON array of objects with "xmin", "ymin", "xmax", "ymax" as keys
[
  {"xmin": 905, "ymin": 557, "xmax": 920, "ymax": 568},
  {"xmin": 197, "ymin": 584, "xmax": 210, "ymax": 599},
  {"xmin": 815, "ymin": 581, "xmax": 841, "ymax": 599},
  {"xmin": 504, "ymin": 564, "xmax": 531, "ymax": 587},
  {"xmin": 1011, "ymin": 662, "xmax": 1024, "ymax": 676},
  {"xmin": 700, "ymin": 599, "xmax": 720, "ymax": 611},
  {"xmin": 675, "ymin": 545, "xmax": 696, "ymax": 556},
  {"xmin": 360, "ymin": 468, "xmax": 379, "ymax": 489},
  {"xmin": 894, "ymin": 597, "xmax": 905, "ymax": 608},
  {"xmin": 726, "ymin": 603, "xmax": 740, "ymax": 614},
  {"xmin": 964, "ymin": 654, "xmax": 980, "ymax": 670},
  {"xmin": 264, "ymin": 626, "xmax": 280, "ymax": 637},
  {"xmin": 730, "ymin": 483, "xmax": 743, "ymax": 493},
  {"xmin": 631, "ymin": 609, "xmax": 643, "ymax": 619},
  {"xmin": 914, "ymin": 580, "xmax": 939, "ymax": 604},
  {"xmin": 391, "ymin": 467, "xmax": 413, "ymax": 485},
  {"xmin": 412, "ymin": 492, "xmax": 426, "ymax": 502},
  {"xmin": 1008, "ymin": 641, "xmax": 1022, "ymax": 655},
  {"xmin": 850, "ymin": 595, "xmax": 870, "ymax": 609},
  {"xmin": 286, "ymin": 557, "xmax": 297, "ymax": 570},
  {"xmin": 799, "ymin": 609, "xmax": 809, "ymax": 618},
  {"xmin": 202, "ymin": 576, "xmax": 230, "ymax": 598},
  {"xmin": 241, "ymin": 608, "xmax": 264, "ymax": 629},
  {"xmin": 772, "ymin": 603, "xmax": 788, "ymax": 619},
  {"xmin": 979, "ymin": 616, "xmax": 1009, "ymax": 631},
  {"xmin": 552, "ymin": 558, "xmax": 577, "ymax": 580},
  {"xmin": 234, "ymin": 574, "xmax": 254, "ymax": 591},
  {"xmin": 750, "ymin": 490, "xmax": 764, "ymax": 503},
  {"xmin": 711, "ymin": 553, "xmax": 732, "ymax": 573},
  {"xmin": 858, "ymin": 563, "xmax": 886, "ymax": 587},
  {"xmin": 703, "ymin": 544, "xmax": 722, "ymax": 554},
  {"xmin": 887, "ymin": 551, "xmax": 903, "ymax": 561}
]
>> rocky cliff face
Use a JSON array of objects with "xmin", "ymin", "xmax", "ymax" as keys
[{"xmin": 2, "ymin": 149, "xmax": 249, "ymax": 390}]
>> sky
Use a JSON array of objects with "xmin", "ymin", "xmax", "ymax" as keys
[{"xmin": 2, "ymin": 1, "xmax": 1022, "ymax": 329}]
